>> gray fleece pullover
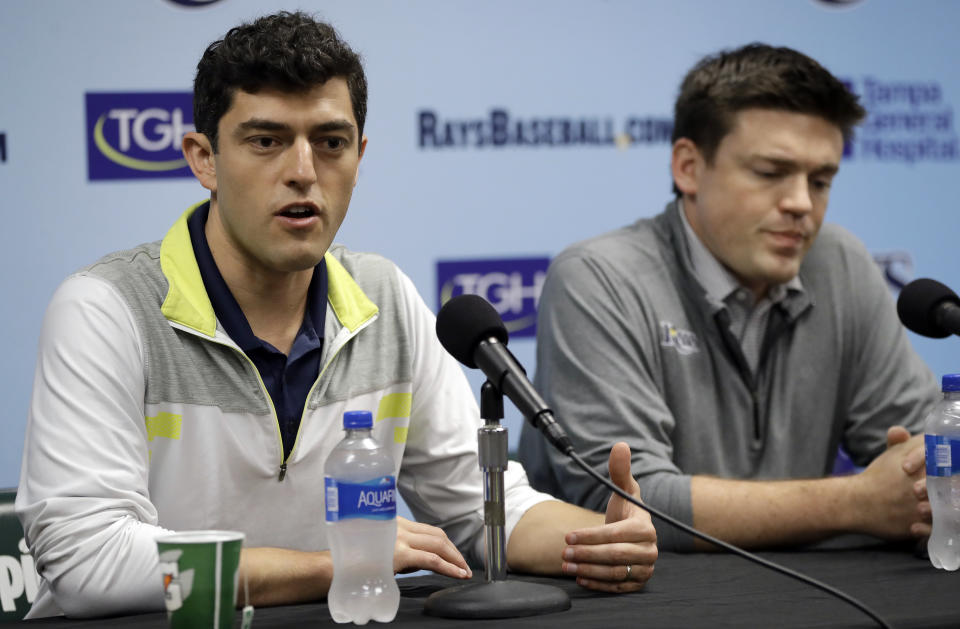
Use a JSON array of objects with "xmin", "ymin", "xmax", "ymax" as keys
[{"xmin": 519, "ymin": 201, "xmax": 939, "ymax": 551}]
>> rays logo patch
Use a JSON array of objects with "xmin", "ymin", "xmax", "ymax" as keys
[{"xmin": 660, "ymin": 321, "xmax": 699, "ymax": 355}]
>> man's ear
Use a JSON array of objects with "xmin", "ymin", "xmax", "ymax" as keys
[
  {"xmin": 671, "ymin": 137, "xmax": 702, "ymax": 199},
  {"xmin": 353, "ymin": 134, "xmax": 368, "ymax": 187},
  {"xmin": 182, "ymin": 132, "xmax": 217, "ymax": 192}
]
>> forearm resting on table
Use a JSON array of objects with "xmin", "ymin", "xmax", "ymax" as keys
[
  {"xmin": 506, "ymin": 500, "xmax": 603, "ymax": 574},
  {"xmin": 238, "ymin": 547, "xmax": 333, "ymax": 607},
  {"xmin": 241, "ymin": 506, "xmax": 592, "ymax": 606},
  {"xmin": 690, "ymin": 474, "xmax": 872, "ymax": 550}
]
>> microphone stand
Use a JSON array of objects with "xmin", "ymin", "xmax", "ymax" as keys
[{"xmin": 423, "ymin": 380, "xmax": 571, "ymax": 619}]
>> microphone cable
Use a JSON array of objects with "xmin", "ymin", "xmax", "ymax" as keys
[
  {"xmin": 435, "ymin": 293, "xmax": 893, "ymax": 627},
  {"xmin": 563, "ymin": 448, "xmax": 893, "ymax": 629}
]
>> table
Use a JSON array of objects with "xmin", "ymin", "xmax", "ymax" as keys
[{"xmin": 17, "ymin": 543, "xmax": 960, "ymax": 628}]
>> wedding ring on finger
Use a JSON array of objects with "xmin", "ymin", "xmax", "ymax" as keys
[{"xmin": 623, "ymin": 564, "xmax": 633, "ymax": 582}]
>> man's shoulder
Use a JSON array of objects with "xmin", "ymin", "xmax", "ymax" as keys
[
  {"xmin": 50, "ymin": 240, "xmax": 168, "ymax": 314},
  {"xmin": 803, "ymin": 222, "xmax": 875, "ymax": 275},
  {"xmin": 811, "ymin": 222, "xmax": 867, "ymax": 251},
  {"xmin": 559, "ymin": 213, "xmax": 663, "ymax": 255},
  {"xmin": 77, "ymin": 240, "xmax": 163, "ymax": 284},
  {"xmin": 327, "ymin": 243, "xmax": 400, "ymax": 288},
  {"xmin": 550, "ymin": 212, "xmax": 673, "ymax": 282},
  {"xmin": 327, "ymin": 243, "xmax": 396, "ymax": 273},
  {"xmin": 40, "ymin": 242, "xmax": 170, "ymax": 339},
  {"xmin": 325, "ymin": 243, "xmax": 414, "ymax": 308}
]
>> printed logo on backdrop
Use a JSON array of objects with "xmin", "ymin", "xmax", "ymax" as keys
[
  {"xmin": 85, "ymin": 92, "xmax": 194, "ymax": 181},
  {"xmin": 873, "ymin": 251, "xmax": 914, "ymax": 291},
  {"xmin": 842, "ymin": 78, "xmax": 959, "ymax": 164},
  {"xmin": 165, "ymin": 0, "xmax": 225, "ymax": 6},
  {"xmin": 812, "ymin": 0, "xmax": 866, "ymax": 8},
  {"xmin": 418, "ymin": 109, "xmax": 672, "ymax": 150},
  {"xmin": 437, "ymin": 258, "xmax": 550, "ymax": 338}
]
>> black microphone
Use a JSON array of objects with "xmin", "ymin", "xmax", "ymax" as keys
[
  {"xmin": 897, "ymin": 278, "xmax": 960, "ymax": 338},
  {"xmin": 436, "ymin": 294, "xmax": 573, "ymax": 454}
]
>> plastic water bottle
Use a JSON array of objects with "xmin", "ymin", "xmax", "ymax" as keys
[
  {"xmin": 925, "ymin": 373, "xmax": 960, "ymax": 571},
  {"xmin": 325, "ymin": 410, "xmax": 400, "ymax": 624}
]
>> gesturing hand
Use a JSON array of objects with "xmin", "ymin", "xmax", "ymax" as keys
[
  {"xmin": 561, "ymin": 442, "xmax": 658, "ymax": 593},
  {"xmin": 393, "ymin": 516, "xmax": 472, "ymax": 580}
]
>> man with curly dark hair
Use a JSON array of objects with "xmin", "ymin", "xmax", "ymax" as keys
[{"xmin": 16, "ymin": 11, "xmax": 656, "ymax": 618}]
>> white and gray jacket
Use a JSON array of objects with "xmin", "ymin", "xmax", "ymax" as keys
[{"xmin": 17, "ymin": 204, "xmax": 552, "ymax": 618}]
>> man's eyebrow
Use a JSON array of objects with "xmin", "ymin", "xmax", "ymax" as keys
[
  {"xmin": 234, "ymin": 118, "xmax": 357, "ymax": 135},
  {"xmin": 235, "ymin": 118, "xmax": 290, "ymax": 134},
  {"xmin": 751, "ymin": 155, "xmax": 839, "ymax": 175},
  {"xmin": 311, "ymin": 120, "xmax": 356, "ymax": 135}
]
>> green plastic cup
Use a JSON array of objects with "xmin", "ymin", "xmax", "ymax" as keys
[{"xmin": 156, "ymin": 530, "xmax": 244, "ymax": 629}]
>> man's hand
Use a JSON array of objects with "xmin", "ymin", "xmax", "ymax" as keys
[
  {"xmin": 561, "ymin": 442, "xmax": 657, "ymax": 593},
  {"xmin": 393, "ymin": 516, "xmax": 472, "ymax": 580},
  {"xmin": 889, "ymin": 426, "xmax": 933, "ymax": 538},
  {"xmin": 853, "ymin": 425, "xmax": 930, "ymax": 539}
]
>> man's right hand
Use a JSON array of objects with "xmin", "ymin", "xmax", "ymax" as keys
[
  {"xmin": 393, "ymin": 516, "xmax": 472, "ymax": 579},
  {"xmin": 237, "ymin": 519, "xmax": 471, "ymax": 608},
  {"xmin": 688, "ymin": 425, "xmax": 933, "ymax": 549}
]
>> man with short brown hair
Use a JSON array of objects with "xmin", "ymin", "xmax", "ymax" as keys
[{"xmin": 521, "ymin": 43, "xmax": 939, "ymax": 551}]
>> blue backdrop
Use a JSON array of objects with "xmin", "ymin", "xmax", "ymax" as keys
[{"xmin": 1, "ymin": 0, "xmax": 958, "ymax": 489}]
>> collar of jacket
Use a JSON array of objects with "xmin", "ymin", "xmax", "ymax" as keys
[
  {"xmin": 660, "ymin": 199, "xmax": 813, "ymax": 324},
  {"xmin": 158, "ymin": 201, "xmax": 379, "ymax": 337}
]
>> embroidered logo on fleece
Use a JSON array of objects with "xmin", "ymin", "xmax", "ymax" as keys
[{"xmin": 659, "ymin": 321, "xmax": 700, "ymax": 355}]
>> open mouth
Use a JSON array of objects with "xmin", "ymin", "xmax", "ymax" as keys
[{"xmin": 278, "ymin": 205, "xmax": 317, "ymax": 219}]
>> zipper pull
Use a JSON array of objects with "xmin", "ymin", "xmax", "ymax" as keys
[{"xmin": 278, "ymin": 463, "xmax": 287, "ymax": 481}]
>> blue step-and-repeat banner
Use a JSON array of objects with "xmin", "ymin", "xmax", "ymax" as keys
[{"xmin": 1, "ymin": 0, "xmax": 958, "ymax": 488}]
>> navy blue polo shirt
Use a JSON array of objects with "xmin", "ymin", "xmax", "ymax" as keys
[{"xmin": 187, "ymin": 203, "xmax": 327, "ymax": 461}]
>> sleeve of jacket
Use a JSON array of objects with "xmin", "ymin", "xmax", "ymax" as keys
[
  {"xmin": 390, "ymin": 269, "xmax": 556, "ymax": 566},
  {"xmin": 16, "ymin": 275, "xmax": 171, "ymax": 617},
  {"xmin": 528, "ymin": 253, "xmax": 695, "ymax": 551},
  {"xmin": 832, "ymin": 230, "xmax": 940, "ymax": 464}
]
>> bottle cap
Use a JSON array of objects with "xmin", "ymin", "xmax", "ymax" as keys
[
  {"xmin": 343, "ymin": 410, "xmax": 373, "ymax": 429},
  {"xmin": 942, "ymin": 374, "xmax": 960, "ymax": 392}
]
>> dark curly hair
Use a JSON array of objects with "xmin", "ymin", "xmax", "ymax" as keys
[
  {"xmin": 672, "ymin": 43, "xmax": 865, "ymax": 194},
  {"xmin": 193, "ymin": 11, "xmax": 367, "ymax": 153}
]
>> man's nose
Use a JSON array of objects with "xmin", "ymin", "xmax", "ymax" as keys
[
  {"xmin": 780, "ymin": 174, "xmax": 814, "ymax": 216},
  {"xmin": 284, "ymin": 139, "xmax": 318, "ymax": 189}
]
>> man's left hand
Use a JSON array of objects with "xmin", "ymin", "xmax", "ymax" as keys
[
  {"xmin": 561, "ymin": 442, "xmax": 658, "ymax": 593},
  {"xmin": 891, "ymin": 425, "xmax": 932, "ymax": 538}
]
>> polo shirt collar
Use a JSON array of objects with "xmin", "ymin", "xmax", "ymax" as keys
[
  {"xmin": 186, "ymin": 202, "xmax": 327, "ymax": 353},
  {"xmin": 676, "ymin": 198, "xmax": 803, "ymax": 309}
]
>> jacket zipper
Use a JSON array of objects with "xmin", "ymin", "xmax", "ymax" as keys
[
  {"xmin": 170, "ymin": 313, "xmax": 378, "ymax": 481},
  {"xmin": 277, "ymin": 336, "xmax": 357, "ymax": 481},
  {"xmin": 714, "ymin": 309, "xmax": 763, "ymax": 445}
]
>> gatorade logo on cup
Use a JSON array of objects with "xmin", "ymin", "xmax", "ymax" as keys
[{"xmin": 158, "ymin": 549, "xmax": 194, "ymax": 612}]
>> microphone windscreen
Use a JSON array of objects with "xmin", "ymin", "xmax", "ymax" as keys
[
  {"xmin": 897, "ymin": 278, "xmax": 959, "ymax": 338},
  {"xmin": 436, "ymin": 294, "xmax": 508, "ymax": 368}
]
